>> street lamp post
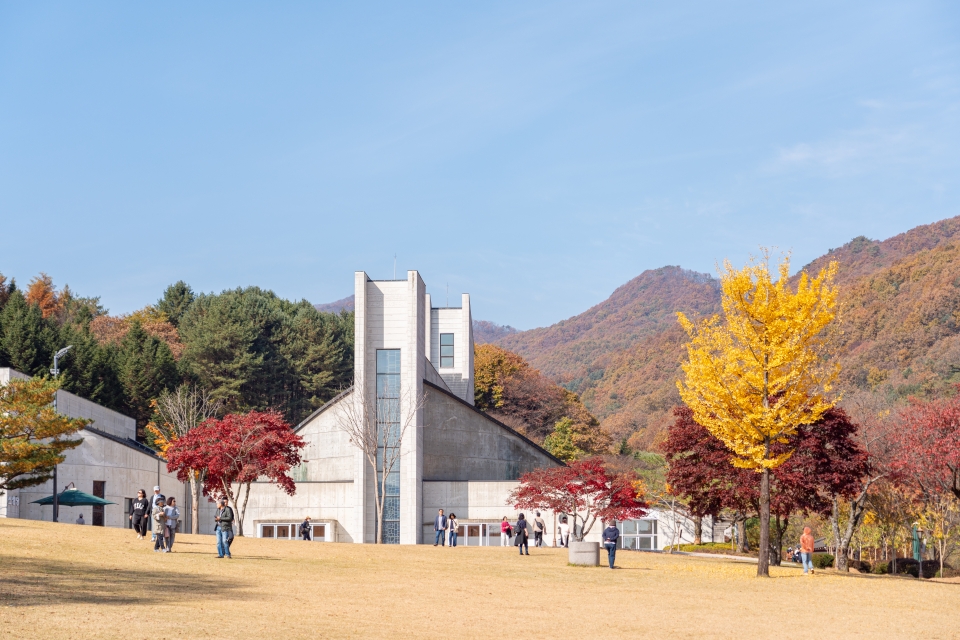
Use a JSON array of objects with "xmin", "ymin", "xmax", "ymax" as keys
[{"xmin": 50, "ymin": 346, "xmax": 72, "ymax": 523}]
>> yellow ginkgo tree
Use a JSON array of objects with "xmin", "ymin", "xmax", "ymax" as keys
[{"xmin": 676, "ymin": 252, "xmax": 840, "ymax": 577}]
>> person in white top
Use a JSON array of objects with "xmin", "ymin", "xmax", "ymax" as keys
[
  {"xmin": 447, "ymin": 513, "xmax": 459, "ymax": 547},
  {"xmin": 558, "ymin": 516, "xmax": 570, "ymax": 547}
]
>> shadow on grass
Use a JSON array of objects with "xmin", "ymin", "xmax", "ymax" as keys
[{"xmin": 0, "ymin": 554, "xmax": 253, "ymax": 607}]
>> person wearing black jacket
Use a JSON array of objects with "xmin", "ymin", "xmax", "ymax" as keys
[
  {"xmin": 214, "ymin": 497, "xmax": 234, "ymax": 559},
  {"xmin": 514, "ymin": 514, "xmax": 530, "ymax": 556},
  {"xmin": 300, "ymin": 516, "xmax": 312, "ymax": 541},
  {"xmin": 129, "ymin": 489, "xmax": 150, "ymax": 539},
  {"xmin": 602, "ymin": 521, "xmax": 620, "ymax": 569}
]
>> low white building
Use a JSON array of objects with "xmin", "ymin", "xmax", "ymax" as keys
[{"xmin": 1, "ymin": 367, "xmax": 185, "ymax": 529}]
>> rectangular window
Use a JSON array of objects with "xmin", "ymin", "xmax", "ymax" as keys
[
  {"xmin": 376, "ymin": 349, "xmax": 401, "ymax": 544},
  {"xmin": 439, "ymin": 333, "xmax": 454, "ymax": 368},
  {"xmin": 618, "ymin": 519, "xmax": 657, "ymax": 550},
  {"xmin": 312, "ymin": 524, "xmax": 326, "ymax": 541}
]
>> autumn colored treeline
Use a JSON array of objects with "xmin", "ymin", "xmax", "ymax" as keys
[{"xmin": 0, "ymin": 273, "xmax": 353, "ymax": 436}]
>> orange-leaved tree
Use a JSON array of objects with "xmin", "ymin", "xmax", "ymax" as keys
[{"xmin": 676, "ymin": 251, "xmax": 840, "ymax": 577}]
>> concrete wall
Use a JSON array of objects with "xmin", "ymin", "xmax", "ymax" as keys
[
  {"xmin": 422, "ymin": 384, "xmax": 561, "ymax": 481},
  {"xmin": 429, "ymin": 297, "xmax": 474, "ymax": 405},
  {"xmin": 9, "ymin": 428, "xmax": 183, "ymax": 529},
  {"xmin": 55, "ymin": 389, "xmax": 137, "ymax": 441}
]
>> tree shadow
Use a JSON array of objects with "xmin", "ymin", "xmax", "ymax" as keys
[{"xmin": 0, "ymin": 554, "xmax": 253, "ymax": 607}]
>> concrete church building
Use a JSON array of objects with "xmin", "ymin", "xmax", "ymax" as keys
[{"xmin": 198, "ymin": 271, "xmax": 564, "ymax": 544}]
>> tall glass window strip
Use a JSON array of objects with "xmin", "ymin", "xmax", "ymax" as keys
[
  {"xmin": 439, "ymin": 333, "xmax": 455, "ymax": 368},
  {"xmin": 376, "ymin": 349, "xmax": 401, "ymax": 544}
]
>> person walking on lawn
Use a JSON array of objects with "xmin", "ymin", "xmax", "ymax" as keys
[
  {"xmin": 515, "ymin": 514, "xmax": 530, "ymax": 556},
  {"xmin": 300, "ymin": 516, "xmax": 312, "ymax": 541},
  {"xmin": 433, "ymin": 509, "xmax": 448, "ymax": 546},
  {"xmin": 602, "ymin": 520, "xmax": 620, "ymax": 569},
  {"xmin": 152, "ymin": 497, "xmax": 167, "ymax": 552},
  {"xmin": 215, "ymin": 497, "xmax": 234, "ymax": 559},
  {"xmin": 533, "ymin": 511, "xmax": 546, "ymax": 547},
  {"xmin": 149, "ymin": 486, "xmax": 165, "ymax": 542},
  {"xmin": 163, "ymin": 497, "xmax": 180, "ymax": 552},
  {"xmin": 130, "ymin": 489, "xmax": 150, "ymax": 539},
  {"xmin": 800, "ymin": 526, "xmax": 815, "ymax": 575},
  {"xmin": 447, "ymin": 513, "xmax": 459, "ymax": 547},
  {"xmin": 500, "ymin": 516, "xmax": 512, "ymax": 547},
  {"xmin": 558, "ymin": 516, "xmax": 570, "ymax": 547}
]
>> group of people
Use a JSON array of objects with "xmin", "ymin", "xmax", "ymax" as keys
[
  {"xmin": 128, "ymin": 487, "xmax": 180, "ymax": 553},
  {"xmin": 432, "ymin": 509, "xmax": 461, "ymax": 547},
  {"xmin": 128, "ymin": 488, "xmax": 236, "ymax": 558}
]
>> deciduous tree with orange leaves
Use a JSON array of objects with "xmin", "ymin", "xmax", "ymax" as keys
[{"xmin": 676, "ymin": 252, "xmax": 840, "ymax": 577}]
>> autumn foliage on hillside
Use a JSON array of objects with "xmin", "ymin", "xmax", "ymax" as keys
[
  {"xmin": 486, "ymin": 215, "xmax": 960, "ymax": 449},
  {"xmin": 474, "ymin": 343, "xmax": 609, "ymax": 456}
]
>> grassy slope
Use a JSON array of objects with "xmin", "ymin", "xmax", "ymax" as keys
[
  {"xmin": 1, "ymin": 519, "xmax": 957, "ymax": 639},
  {"xmin": 490, "ymin": 215, "xmax": 960, "ymax": 448}
]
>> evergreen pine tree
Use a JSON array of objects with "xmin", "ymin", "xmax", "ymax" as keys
[
  {"xmin": 157, "ymin": 281, "xmax": 195, "ymax": 327},
  {"xmin": 0, "ymin": 291, "xmax": 54, "ymax": 375},
  {"xmin": 117, "ymin": 320, "xmax": 178, "ymax": 426}
]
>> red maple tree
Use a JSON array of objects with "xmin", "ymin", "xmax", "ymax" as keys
[
  {"xmin": 166, "ymin": 411, "xmax": 304, "ymax": 536},
  {"xmin": 894, "ymin": 389, "xmax": 960, "ymax": 502},
  {"xmin": 664, "ymin": 406, "xmax": 868, "ymax": 564},
  {"xmin": 508, "ymin": 457, "xmax": 647, "ymax": 542}
]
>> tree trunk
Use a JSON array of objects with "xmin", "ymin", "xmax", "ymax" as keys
[
  {"xmin": 757, "ymin": 467, "xmax": 771, "ymax": 577},
  {"xmin": 771, "ymin": 514, "xmax": 788, "ymax": 567},
  {"xmin": 189, "ymin": 472, "xmax": 201, "ymax": 535},
  {"xmin": 236, "ymin": 482, "xmax": 252, "ymax": 537},
  {"xmin": 694, "ymin": 516, "xmax": 703, "ymax": 545},
  {"xmin": 735, "ymin": 514, "xmax": 748, "ymax": 553}
]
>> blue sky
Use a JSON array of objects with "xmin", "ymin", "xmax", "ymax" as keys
[{"xmin": 1, "ymin": 2, "xmax": 957, "ymax": 329}]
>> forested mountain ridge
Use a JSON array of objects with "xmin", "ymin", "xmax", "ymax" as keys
[{"xmin": 482, "ymin": 215, "xmax": 960, "ymax": 451}]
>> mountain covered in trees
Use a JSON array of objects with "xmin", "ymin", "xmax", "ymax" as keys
[
  {"xmin": 0, "ymin": 275, "xmax": 353, "ymax": 438},
  {"xmin": 479, "ymin": 215, "xmax": 960, "ymax": 451}
]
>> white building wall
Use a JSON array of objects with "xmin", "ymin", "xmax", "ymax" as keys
[{"xmin": 55, "ymin": 389, "xmax": 137, "ymax": 440}]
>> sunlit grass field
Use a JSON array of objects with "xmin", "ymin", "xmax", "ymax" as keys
[{"xmin": 0, "ymin": 518, "xmax": 956, "ymax": 639}]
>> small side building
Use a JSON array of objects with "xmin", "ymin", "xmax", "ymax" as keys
[{"xmin": 1, "ymin": 367, "xmax": 185, "ymax": 530}]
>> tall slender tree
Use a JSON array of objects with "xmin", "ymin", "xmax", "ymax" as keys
[
  {"xmin": 116, "ymin": 321, "xmax": 177, "ymax": 428},
  {"xmin": 677, "ymin": 252, "xmax": 840, "ymax": 576}
]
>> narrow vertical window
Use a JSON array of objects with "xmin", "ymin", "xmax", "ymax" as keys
[
  {"xmin": 440, "ymin": 333, "xmax": 455, "ymax": 368},
  {"xmin": 376, "ymin": 349, "xmax": 401, "ymax": 544}
]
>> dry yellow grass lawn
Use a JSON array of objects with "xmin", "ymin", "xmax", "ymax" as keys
[{"xmin": 1, "ymin": 518, "xmax": 956, "ymax": 639}]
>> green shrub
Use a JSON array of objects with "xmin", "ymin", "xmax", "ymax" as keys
[
  {"xmin": 813, "ymin": 553, "xmax": 834, "ymax": 569},
  {"xmin": 871, "ymin": 562, "xmax": 889, "ymax": 575},
  {"xmin": 675, "ymin": 543, "xmax": 737, "ymax": 554}
]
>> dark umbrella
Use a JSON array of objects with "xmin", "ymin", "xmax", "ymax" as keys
[{"xmin": 32, "ymin": 488, "xmax": 116, "ymax": 506}]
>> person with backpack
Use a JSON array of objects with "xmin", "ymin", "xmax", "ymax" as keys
[
  {"xmin": 300, "ymin": 516, "xmax": 312, "ymax": 541},
  {"xmin": 533, "ymin": 511, "xmax": 546, "ymax": 547},
  {"xmin": 514, "ymin": 513, "xmax": 530, "ymax": 556},
  {"xmin": 130, "ymin": 489, "xmax": 150, "ymax": 539},
  {"xmin": 214, "ymin": 497, "xmax": 234, "ymax": 559}
]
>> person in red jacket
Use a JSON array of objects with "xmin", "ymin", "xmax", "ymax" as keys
[{"xmin": 800, "ymin": 527, "xmax": 816, "ymax": 575}]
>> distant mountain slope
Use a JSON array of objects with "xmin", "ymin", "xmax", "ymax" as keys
[
  {"xmin": 314, "ymin": 295, "xmax": 355, "ymax": 314},
  {"xmin": 473, "ymin": 320, "xmax": 518, "ymax": 344},
  {"xmin": 496, "ymin": 266, "xmax": 722, "ymax": 393},
  {"xmin": 489, "ymin": 215, "xmax": 960, "ymax": 450}
]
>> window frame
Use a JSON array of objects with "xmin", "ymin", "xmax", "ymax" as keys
[{"xmin": 439, "ymin": 333, "xmax": 455, "ymax": 368}]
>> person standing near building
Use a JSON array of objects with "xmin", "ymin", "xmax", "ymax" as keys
[
  {"xmin": 533, "ymin": 511, "xmax": 546, "ymax": 548},
  {"xmin": 447, "ymin": 513, "xmax": 459, "ymax": 547},
  {"xmin": 500, "ymin": 516, "xmax": 511, "ymax": 547},
  {"xmin": 215, "ymin": 497, "xmax": 234, "ymax": 559},
  {"xmin": 558, "ymin": 516, "xmax": 570, "ymax": 547},
  {"xmin": 433, "ymin": 509, "xmax": 448, "ymax": 547},
  {"xmin": 602, "ymin": 520, "xmax": 620, "ymax": 569},
  {"xmin": 800, "ymin": 526, "xmax": 815, "ymax": 575},
  {"xmin": 163, "ymin": 497, "xmax": 180, "ymax": 552},
  {"xmin": 130, "ymin": 489, "xmax": 150, "ymax": 539},
  {"xmin": 152, "ymin": 497, "xmax": 167, "ymax": 553},
  {"xmin": 299, "ymin": 516, "xmax": 312, "ymax": 541},
  {"xmin": 515, "ymin": 514, "xmax": 529, "ymax": 556},
  {"xmin": 149, "ymin": 486, "xmax": 165, "ymax": 542},
  {"xmin": 75, "ymin": 513, "xmax": 85, "ymax": 525}
]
